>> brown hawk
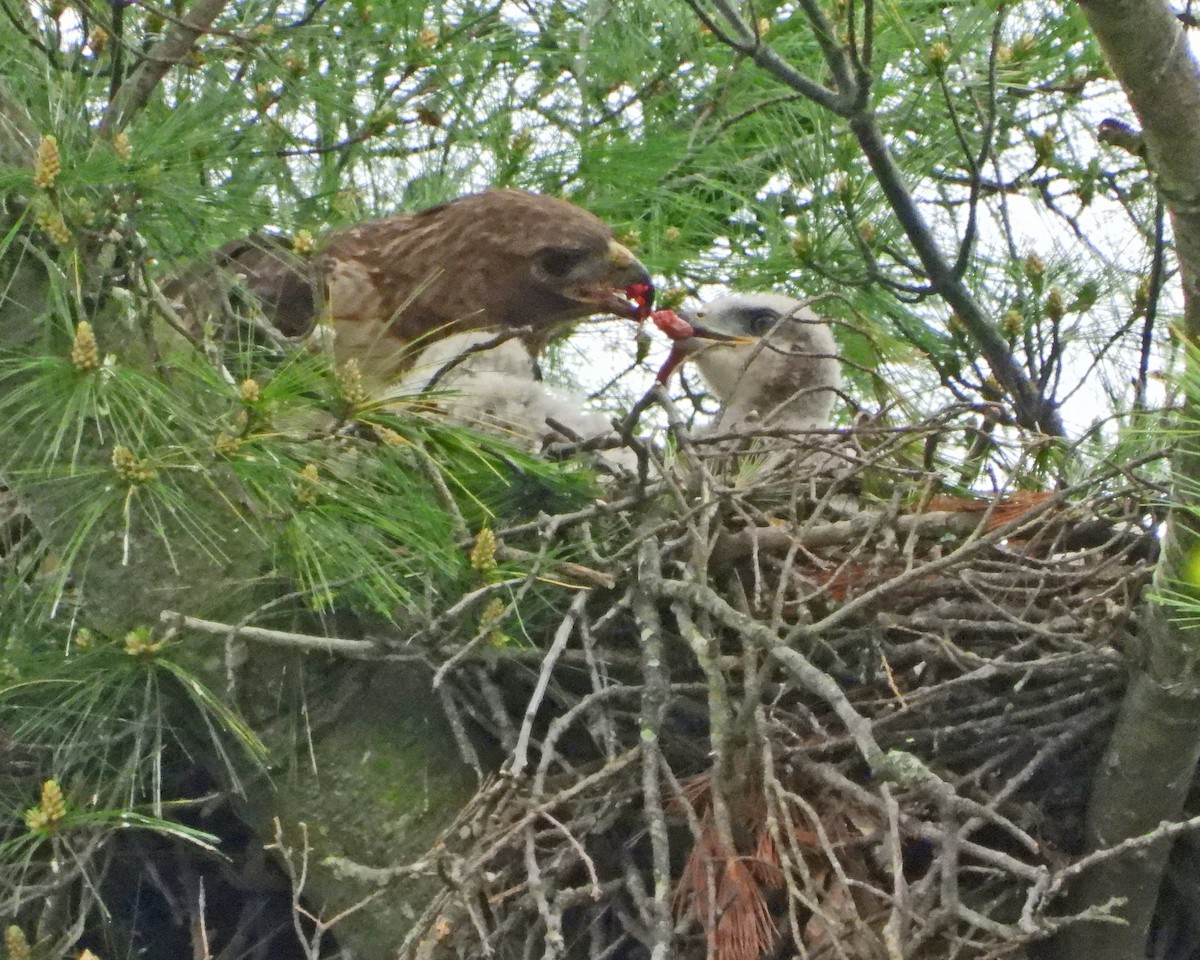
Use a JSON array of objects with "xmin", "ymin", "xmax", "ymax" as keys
[{"xmin": 171, "ymin": 190, "xmax": 654, "ymax": 386}]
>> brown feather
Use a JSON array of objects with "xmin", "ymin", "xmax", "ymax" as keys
[{"xmin": 170, "ymin": 190, "xmax": 652, "ymax": 386}]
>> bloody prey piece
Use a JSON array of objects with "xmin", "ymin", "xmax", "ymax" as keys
[
  {"xmin": 626, "ymin": 282, "xmax": 654, "ymax": 320},
  {"xmin": 650, "ymin": 309, "xmax": 694, "ymax": 340},
  {"xmin": 651, "ymin": 309, "xmax": 696, "ymax": 384}
]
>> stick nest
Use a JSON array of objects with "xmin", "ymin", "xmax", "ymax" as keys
[{"xmin": 399, "ymin": 406, "xmax": 1163, "ymax": 960}]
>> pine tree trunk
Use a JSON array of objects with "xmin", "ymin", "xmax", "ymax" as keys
[{"xmin": 1056, "ymin": 2, "xmax": 1200, "ymax": 956}]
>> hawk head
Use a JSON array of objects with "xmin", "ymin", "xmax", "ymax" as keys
[
  {"xmin": 473, "ymin": 191, "xmax": 654, "ymax": 325},
  {"xmin": 320, "ymin": 190, "xmax": 654, "ymax": 381}
]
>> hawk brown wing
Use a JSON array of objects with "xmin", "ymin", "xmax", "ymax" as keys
[{"xmin": 172, "ymin": 190, "xmax": 653, "ymax": 386}]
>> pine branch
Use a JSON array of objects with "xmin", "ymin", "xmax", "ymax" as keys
[
  {"xmin": 98, "ymin": 0, "xmax": 232, "ymax": 137},
  {"xmin": 686, "ymin": 2, "xmax": 1065, "ymax": 437}
]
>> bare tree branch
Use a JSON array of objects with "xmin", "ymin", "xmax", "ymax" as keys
[
  {"xmin": 685, "ymin": 0, "xmax": 1065, "ymax": 436},
  {"xmin": 98, "ymin": 0, "xmax": 231, "ymax": 137}
]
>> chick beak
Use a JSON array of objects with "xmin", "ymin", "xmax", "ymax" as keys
[
  {"xmin": 652, "ymin": 310, "xmax": 755, "ymax": 384},
  {"xmin": 689, "ymin": 325, "xmax": 757, "ymax": 346}
]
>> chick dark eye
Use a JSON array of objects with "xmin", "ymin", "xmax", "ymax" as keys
[
  {"xmin": 746, "ymin": 309, "xmax": 779, "ymax": 336},
  {"xmin": 539, "ymin": 248, "xmax": 586, "ymax": 278}
]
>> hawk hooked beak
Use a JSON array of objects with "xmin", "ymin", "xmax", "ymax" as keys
[{"xmin": 562, "ymin": 240, "xmax": 655, "ymax": 321}]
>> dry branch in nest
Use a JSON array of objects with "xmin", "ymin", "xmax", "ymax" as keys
[{"xmin": 395, "ymin": 406, "xmax": 1164, "ymax": 960}]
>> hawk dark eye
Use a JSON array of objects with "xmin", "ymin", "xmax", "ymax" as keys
[
  {"xmin": 538, "ymin": 248, "xmax": 586, "ymax": 278},
  {"xmin": 745, "ymin": 308, "xmax": 779, "ymax": 336}
]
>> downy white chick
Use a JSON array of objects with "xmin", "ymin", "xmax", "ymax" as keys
[
  {"xmin": 654, "ymin": 292, "xmax": 842, "ymax": 434},
  {"xmin": 393, "ymin": 331, "xmax": 633, "ymax": 467}
]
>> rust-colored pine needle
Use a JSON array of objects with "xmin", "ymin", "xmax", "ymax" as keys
[
  {"xmin": 673, "ymin": 775, "xmax": 783, "ymax": 960},
  {"xmin": 925, "ymin": 490, "xmax": 1053, "ymax": 532}
]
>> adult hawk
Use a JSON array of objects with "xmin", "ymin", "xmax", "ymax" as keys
[{"xmin": 171, "ymin": 190, "xmax": 654, "ymax": 385}]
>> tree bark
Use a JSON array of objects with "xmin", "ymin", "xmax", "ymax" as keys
[{"xmin": 1056, "ymin": 2, "xmax": 1200, "ymax": 957}]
